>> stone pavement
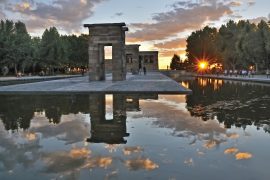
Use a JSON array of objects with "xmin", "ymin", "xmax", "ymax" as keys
[
  {"xmin": 0, "ymin": 72, "xmax": 191, "ymax": 94},
  {"xmin": 0, "ymin": 75, "xmax": 81, "ymax": 81},
  {"xmin": 0, "ymin": 75, "xmax": 80, "ymax": 86},
  {"xmin": 197, "ymin": 74, "xmax": 270, "ymax": 84}
]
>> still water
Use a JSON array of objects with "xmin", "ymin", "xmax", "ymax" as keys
[{"xmin": 0, "ymin": 78, "xmax": 270, "ymax": 180}]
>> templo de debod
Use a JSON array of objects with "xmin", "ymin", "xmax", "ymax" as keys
[{"xmin": 84, "ymin": 23, "xmax": 159, "ymax": 81}]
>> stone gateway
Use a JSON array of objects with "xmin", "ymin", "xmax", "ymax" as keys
[
  {"xmin": 84, "ymin": 23, "xmax": 159, "ymax": 81},
  {"xmin": 84, "ymin": 23, "xmax": 128, "ymax": 81}
]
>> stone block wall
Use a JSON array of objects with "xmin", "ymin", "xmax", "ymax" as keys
[
  {"xmin": 84, "ymin": 23, "xmax": 128, "ymax": 81},
  {"xmin": 139, "ymin": 51, "xmax": 159, "ymax": 71}
]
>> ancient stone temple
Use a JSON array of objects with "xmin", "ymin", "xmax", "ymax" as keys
[
  {"xmin": 125, "ymin": 44, "xmax": 140, "ymax": 74},
  {"xmin": 87, "ymin": 94, "xmax": 129, "ymax": 144},
  {"xmin": 139, "ymin": 51, "xmax": 159, "ymax": 71},
  {"xmin": 86, "ymin": 93, "xmax": 158, "ymax": 144},
  {"xmin": 84, "ymin": 23, "xmax": 128, "ymax": 81}
]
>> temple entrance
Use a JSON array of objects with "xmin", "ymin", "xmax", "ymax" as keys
[
  {"xmin": 125, "ymin": 44, "xmax": 140, "ymax": 74},
  {"xmin": 87, "ymin": 94, "xmax": 129, "ymax": 144},
  {"xmin": 84, "ymin": 23, "xmax": 128, "ymax": 81}
]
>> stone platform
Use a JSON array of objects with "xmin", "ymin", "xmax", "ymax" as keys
[{"xmin": 0, "ymin": 72, "xmax": 191, "ymax": 94}]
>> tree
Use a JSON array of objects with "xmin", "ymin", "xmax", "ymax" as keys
[
  {"xmin": 0, "ymin": 20, "xmax": 89, "ymax": 76},
  {"xmin": 40, "ymin": 27, "xmax": 67, "ymax": 74},
  {"xmin": 170, "ymin": 54, "xmax": 181, "ymax": 70},
  {"xmin": 217, "ymin": 20, "xmax": 240, "ymax": 70},
  {"xmin": 61, "ymin": 34, "xmax": 88, "ymax": 68},
  {"xmin": 186, "ymin": 26, "xmax": 220, "ymax": 69},
  {"xmin": 239, "ymin": 20, "xmax": 270, "ymax": 71},
  {"xmin": 30, "ymin": 37, "xmax": 42, "ymax": 73},
  {"xmin": 186, "ymin": 20, "xmax": 270, "ymax": 72},
  {"xmin": 256, "ymin": 20, "xmax": 270, "ymax": 69},
  {"xmin": 235, "ymin": 20, "xmax": 256, "ymax": 69},
  {"xmin": 0, "ymin": 20, "xmax": 32, "ymax": 75},
  {"xmin": 13, "ymin": 21, "xmax": 32, "ymax": 74}
]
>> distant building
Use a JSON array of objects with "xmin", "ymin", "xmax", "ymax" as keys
[
  {"xmin": 125, "ymin": 45, "xmax": 140, "ymax": 74},
  {"xmin": 138, "ymin": 51, "xmax": 159, "ymax": 72},
  {"xmin": 106, "ymin": 49, "xmax": 159, "ymax": 74}
]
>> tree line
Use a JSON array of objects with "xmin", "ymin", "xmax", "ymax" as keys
[
  {"xmin": 0, "ymin": 19, "xmax": 88, "ymax": 76},
  {"xmin": 171, "ymin": 20, "xmax": 270, "ymax": 72}
]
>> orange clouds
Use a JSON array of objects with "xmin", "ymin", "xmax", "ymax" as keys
[
  {"xmin": 159, "ymin": 49, "xmax": 186, "ymax": 58},
  {"xmin": 6, "ymin": 0, "xmax": 108, "ymax": 33},
  {"xmin": 69, "ymin": 148, "xmax": 91, "ymax": 158},
  {"xmin": 125, "ymin": 158, "xmax": 159, "ymax": 171},
  {"xmin": 235, "ymin": 152, "xmax": 253, "ymax": 160},
  {"xmin": 127, "ymin": 2, "xmax": 235, "ymax": 60},
  {"xmin": 87, "ymin": 157, "xmax": 113, "ymax": 168},
  {"xmin": 154, "ymin": 38, "xmax": 186, "ymax": 49},
  {"xmin": 224, "ymin": 148, "xmax": 253, "ymax": 160},
  {"xmin": 224, "ymin": 148, "xmax": 239, "ymax": 154},
  {"xmin": 123, "ymin": 146, "xmax": 143, "ymax": 155},
  {"xmin": 203, "ymin": 139, "xmax": 224, "ymax": 149},
  {"xmin": 25, "ymin": 133, "xmax": 37, "ymax": 141},
  {"xmin": 226, "ymin": 133, "xmax": 240, "ymax": 139},
  {"xmin": 14, "ymin": 2, "xmax": 30, "ymax": 11},
  {"xmin": 229, "ymin": 1, "xmax": 242, "ymax": 7},
  {"xmin": 128, "ymin": 4, "xmax": 233, "ymax": 42}
]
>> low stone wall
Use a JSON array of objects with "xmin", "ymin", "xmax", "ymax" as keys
[
  {"xmin": 0, "ymin": 75, "xmax": 80, "ymax": 86},
  {"xmin": 196, "ymin": 74, "xmax": 270, "ymax": 84},
  {"xmin": 160, "ymin": 70, "xmax": 195, "ymax": 79}
]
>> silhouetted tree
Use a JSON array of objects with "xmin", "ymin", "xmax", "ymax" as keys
[{"xmin": 170, "ymin": 54, "xmax": 181, "ymax": 70}]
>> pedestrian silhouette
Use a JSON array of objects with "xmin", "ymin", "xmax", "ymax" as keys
[
  {"xmin": 266, "ymin": 69, "xmax": 270, "ymax": 78},
  {"xmin": 143, "ymin": 66, "xmax": 146, "ymax": 75}
]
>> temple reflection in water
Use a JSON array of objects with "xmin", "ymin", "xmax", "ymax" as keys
[
  {"xmin": 0, "ymin": 93, "xmax": 158, "ymax": 144},
  {"xmin": 87, "ymin": 93, "xmax": 158, "ymax": 144}
]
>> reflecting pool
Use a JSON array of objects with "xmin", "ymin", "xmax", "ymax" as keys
[{"xmin": 1, "ymin": 78, "xmax": 270, "ymax": 180}]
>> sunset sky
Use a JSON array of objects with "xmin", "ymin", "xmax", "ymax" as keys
[{"xmin": 0, "ymin": 0, "xmax": 269, "ymax": 69}]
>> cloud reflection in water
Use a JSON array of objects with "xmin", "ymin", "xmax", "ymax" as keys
[{"xmin": 125, "ymin": 158, "xmax": 159, "ymax": 171}]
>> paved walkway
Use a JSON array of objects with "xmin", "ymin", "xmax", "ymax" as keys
[
  {"xmin": 0, "ymin": 75, "xmax": 80, "ymax": 82},
  {"xmin": 0, "ymin": 72, "xmax": 191, "ymax": 94},
  {"xmin": 197, "ymin": 74, "xmax": 270, "ymax": 84}
]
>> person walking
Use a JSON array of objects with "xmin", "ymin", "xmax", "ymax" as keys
[
  {"xmin": 143, "ymin": 66, "xmax": 146, "ymax": 75},
  {"xmin": 266, "ymin": 69, "xmax": 270, "ymax": 78},
  {"xmin": 248, "ymin": 70, "xmax": 251, "ymax": 78},
  {"xmin": 139, "ymin": 63, "xmax": 142, "ymax": 75}
]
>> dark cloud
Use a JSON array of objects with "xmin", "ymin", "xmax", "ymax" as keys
[
  {"xmin": 5, "ymin": 0, "xmax": 108, "ymax": 33},
  {"xmin": 111, "ymin": 12, "xmax": 123, "ymax": 18},
  {"xmin": 247, "ymin": 0, "xmax": 255, "ymax": 6},
  {"xmin": 115, "ymin": 12, "xmax": 123, "ymax": 16}
]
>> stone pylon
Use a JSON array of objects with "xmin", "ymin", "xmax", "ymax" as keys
[
  {"xmin": 84, "ymin": 23, "xmax": 128, "ymax": 81},
  {"xmin": 125, "ymin": 44, "xmax": 140, "ymax": 74}
]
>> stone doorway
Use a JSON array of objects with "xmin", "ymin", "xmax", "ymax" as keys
[{"xmin": 84, "ymin": 23, "xmax": 128, "ymax": 81}]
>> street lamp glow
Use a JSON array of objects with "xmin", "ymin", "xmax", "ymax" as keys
[{"xmin": 198, "ymin": 61, "xmax": 208, "ymax": 70}]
